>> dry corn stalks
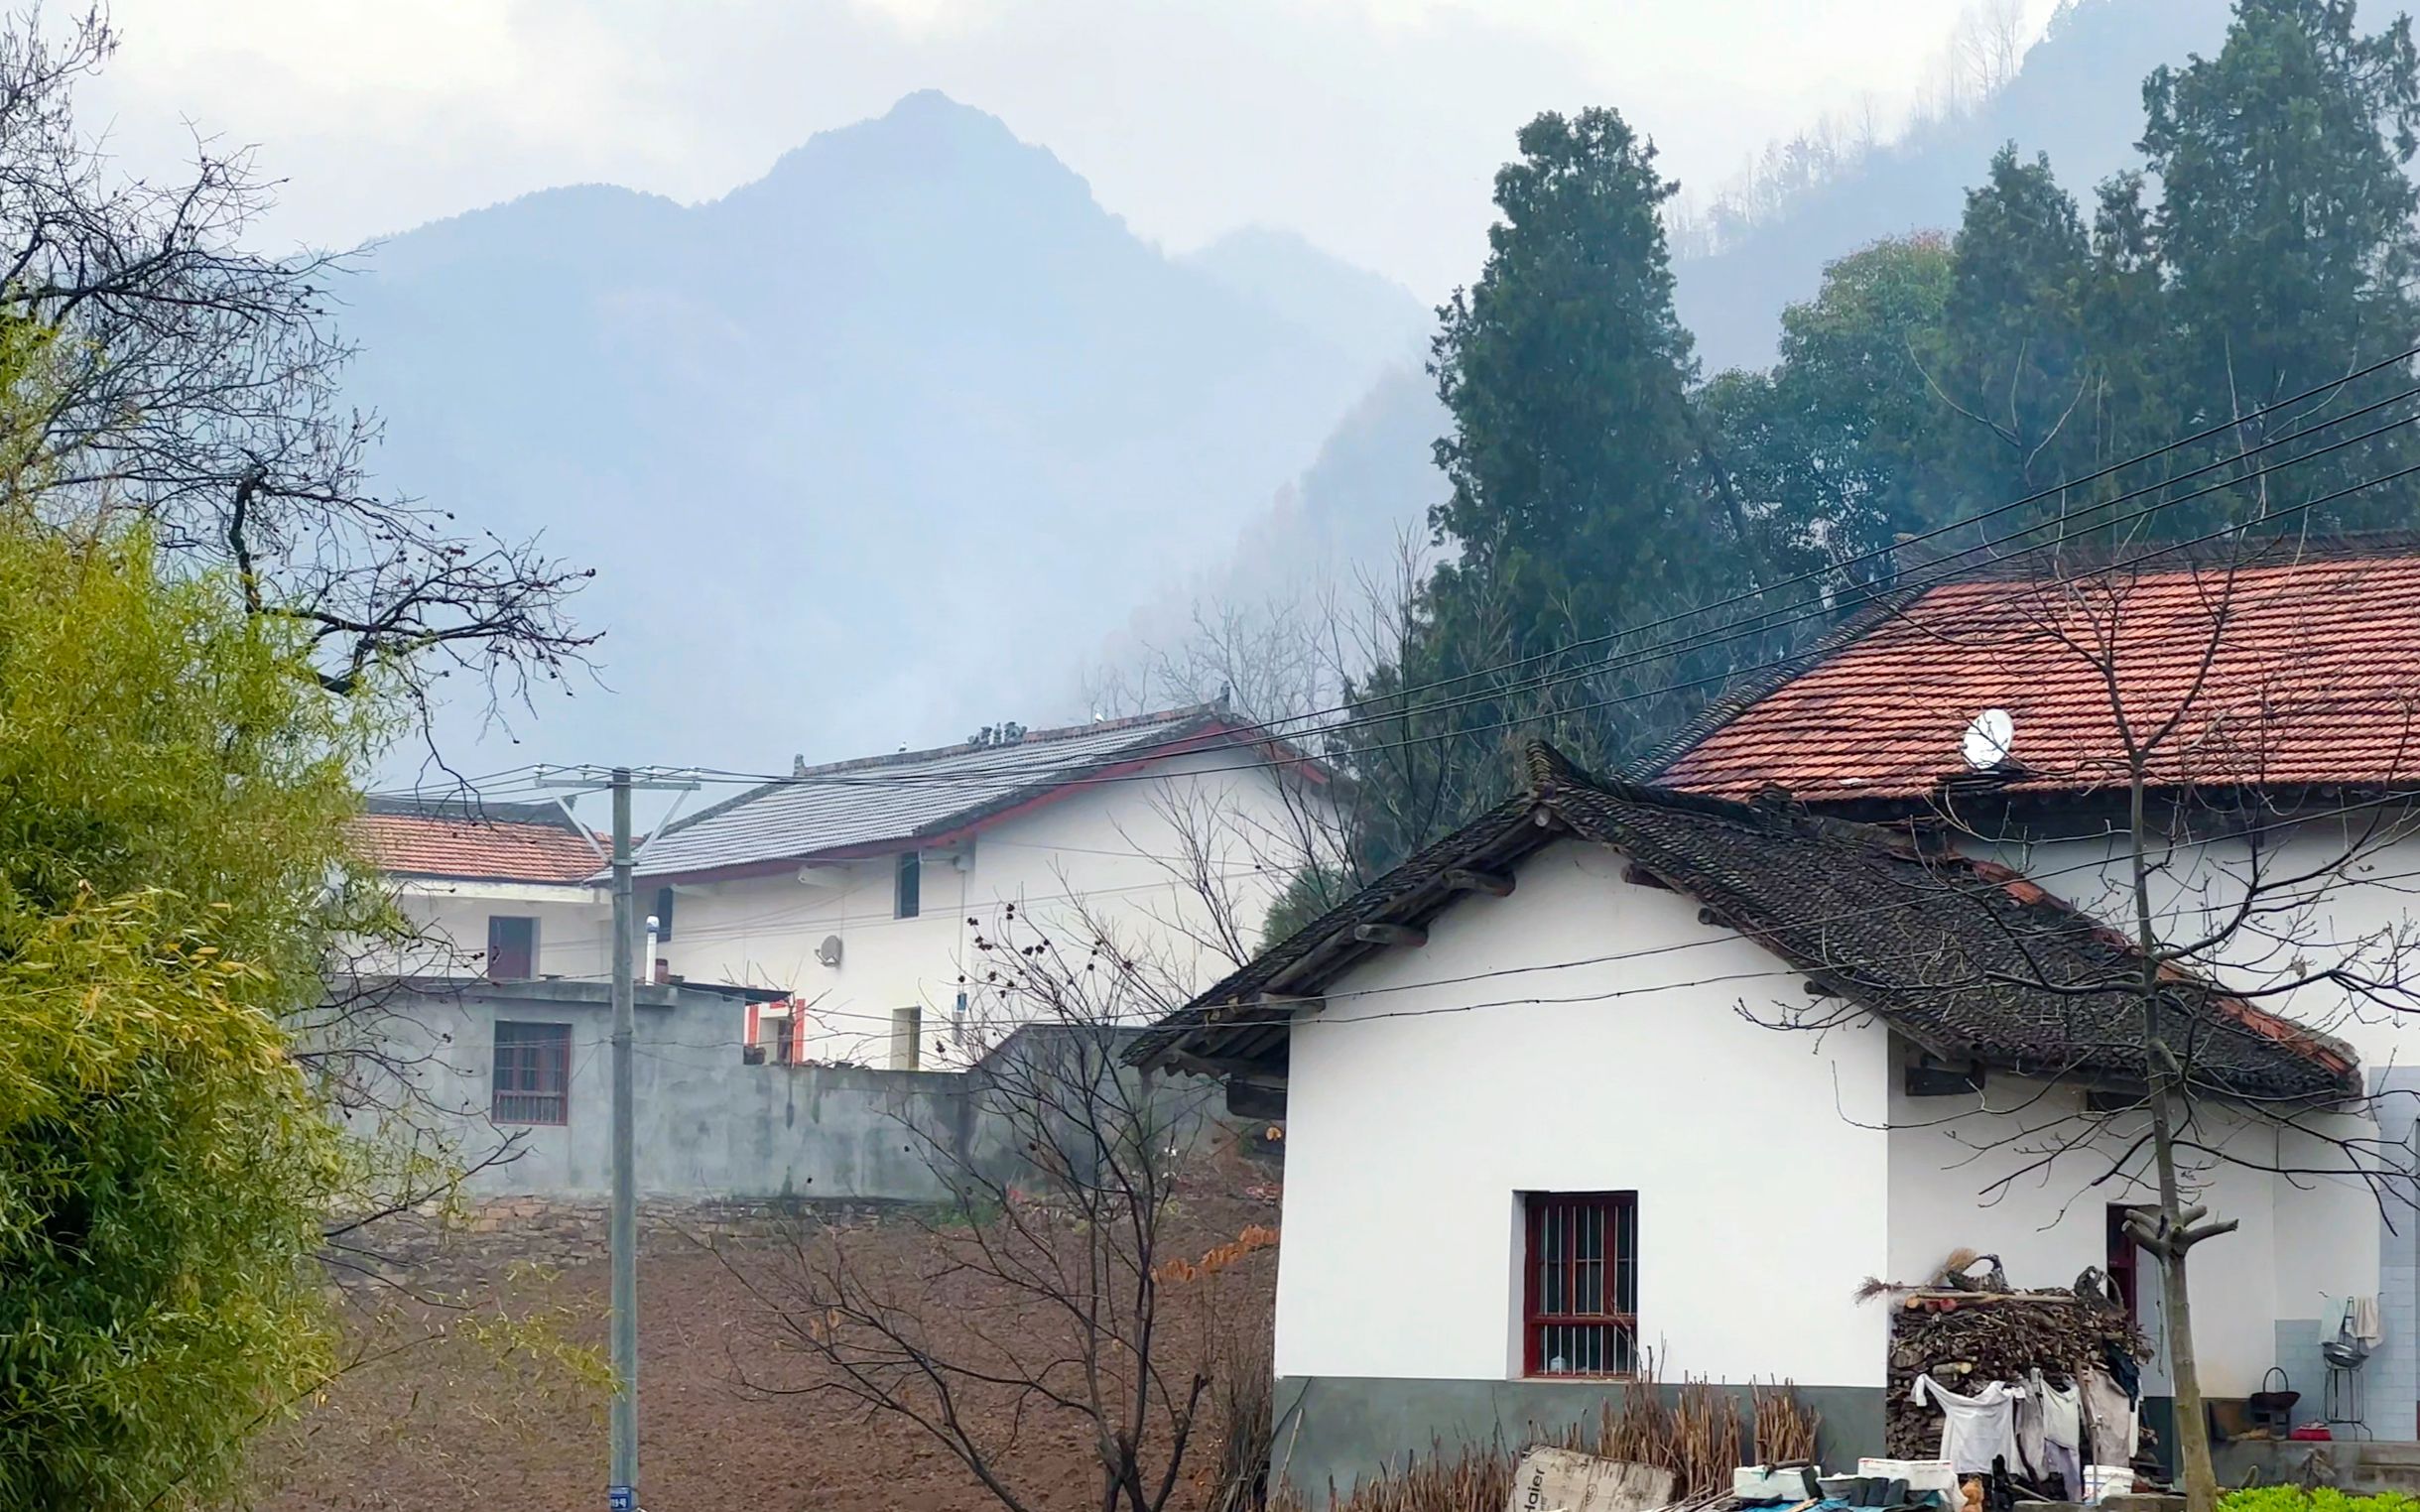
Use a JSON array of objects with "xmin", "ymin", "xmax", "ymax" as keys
[{"xmin": 1271, "ymin": 1374, "xmax": 1821, "ymax": 1512}]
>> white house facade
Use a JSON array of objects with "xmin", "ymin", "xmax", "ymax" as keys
[
  {"xmin": 362, "ymin": 705, "xmax": 1323, "ymax": 1074},
  {"xmin": 353, "ymin": 797, "xmax": 611, "ymax": 980},
  {"xmin": 1651, "ymin": 535, "xmax": 2420, "ymax": 1448},
  {"xmin": 1133, "ymin": 744, "xmax": 2381, "ymax": 1501}
]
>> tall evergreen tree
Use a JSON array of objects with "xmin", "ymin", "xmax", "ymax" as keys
[
  {"xmin": 1427, "ymin": 108, "xmax": 1740, "ymax": 640},
  {"xmin": 2142, "ymin": 0, "xmax": 2420, "ymax": 526},
  {"xmin": 1333, "ymin": 108, "xmax": 1758, "ymax": 871},
  {"xmin": 1926, "ymin": 147, "xmax": 2103, "ymax": 513}
]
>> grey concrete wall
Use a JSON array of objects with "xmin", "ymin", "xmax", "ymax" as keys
[
  {"xmin": 360, "ymin": 977, "xmax": 1216, "ymax": 1204},
  {"xmin": 1268, "ymin": 1376, "xmax": 1884, "ymax": 1507}
]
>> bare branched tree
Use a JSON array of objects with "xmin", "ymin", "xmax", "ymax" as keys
[
  {"xmin": 0, "ymin": 11, "xmax": 593, "ymax": 754},
  {"xmin": 718, "ymin": 895, "xmax": 1279, "ymax": 1512},
  {"xmin": 1756, "ymin": 535, "xmax": 2420, "ymax": 1512}
]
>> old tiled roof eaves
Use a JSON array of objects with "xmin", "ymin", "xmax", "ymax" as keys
[{"xmin": 1131, "ymin": 742, "xmax": 2357, "ymax": 1104}]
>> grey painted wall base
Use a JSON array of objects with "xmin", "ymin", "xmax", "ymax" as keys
[{"xmin": 1270, "ymin": 1376, "xmax": 1884, "ymax": 1506}]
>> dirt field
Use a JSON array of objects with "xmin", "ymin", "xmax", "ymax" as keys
[{"xmin": 251, "ymin": 1185, "xmax": 1278, "ymax": 1512}]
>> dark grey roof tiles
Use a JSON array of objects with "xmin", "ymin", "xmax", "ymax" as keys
[{"xmin": 630, "ymin": 706, "xmax": 1234, "ymax": 879}]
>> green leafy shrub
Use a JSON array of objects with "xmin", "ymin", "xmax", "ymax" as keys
[{"xmin": 2221, "ymin": 1487, "xmax": 2420, "ymax": 1512}]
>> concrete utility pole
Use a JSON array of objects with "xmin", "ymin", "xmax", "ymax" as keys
[
  {"xmin": 606, "ymin": 767, "xmax": 638, "ymax": 1508},
  {"xmin": 536, "ymin": 764, "xmax": 697, "ymax": 1512}
]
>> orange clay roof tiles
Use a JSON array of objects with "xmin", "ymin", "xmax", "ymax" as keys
[
  {"xmin": 352, "ymin": 807, "xmax": 603, "ymax": 884},
  {"xmin": 1658, "ymin": 544, "xmax": 2420, "ymax": 804}
]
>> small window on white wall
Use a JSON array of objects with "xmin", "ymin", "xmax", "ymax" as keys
[
  {"xmin": 890, "ymin": 1006, "xmax": 922, "ymax": 1070},
  {"xmin": 1522, "ymin": 1191, "xmax": 1637, "ymax": 1378},
  {"xmin": 895, "ymin": 850, "xmax": 922, "ymax": 919}
]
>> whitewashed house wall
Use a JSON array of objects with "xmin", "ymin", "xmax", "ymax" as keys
[
  {"xmin": 1277, "ymin": 837, "xmax": 1895, "ymax": 1388},
  {"xmin": 389, "ymin": 881, "xmax": 610, "ymax": 981},
  {"xmin": 660, "ymin": 747, "xmax": 1314, "ymax": 1069},
  {"xmin": 1266, "ymin": 832, "xmax": 2386, "ymax": 1496}
]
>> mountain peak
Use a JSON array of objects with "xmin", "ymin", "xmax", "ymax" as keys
[{"xmin": 724, "ymin": 89, "xmax": 1090, "ymax": 222}]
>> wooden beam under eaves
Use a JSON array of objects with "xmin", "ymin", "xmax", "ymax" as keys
[
  {"xmin": 1351, "ymin": 922, "xmax": 1428, "ymax": 948},
  {"xmin": 1443, "ymin": 867, "xmax": 1515, "ymax": 896}
]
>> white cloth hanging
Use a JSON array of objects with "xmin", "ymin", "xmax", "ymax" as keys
[
  {"xmin": 2079, "ymin": 1367, "xmax": 2137, "ymax": 1466},
  {"xmin": 2352, "ymin": 1295, "xmax": 2383, "ymax": 1345},
  {"xmin": 1911, "ymin": 1373, "xmax": 2022, "ymax": 1474},
  {"xmin": 2025, "ymin": 1369, "xmax": 2084, "ymax": 1495}
]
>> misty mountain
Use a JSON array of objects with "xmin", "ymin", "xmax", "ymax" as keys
[
  {"xmin": 1243, "ymin": 0, "xmax": 2246, "ymax": 590},
  {"xmin": 1676, "ymin": 0, "xmax": 2229, "ymax": 371},
  {"xmin": 1183, "ymin": 227, "xmax": 1429, "ymax": 376},
  {"xmin": 336, "ymin": 90, "xmax": 1420, "ymax": 775}
]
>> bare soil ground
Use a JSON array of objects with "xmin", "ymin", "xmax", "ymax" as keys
[{"xmin": 250, "ymin": 1184, "xmax": 1278, "ymax": 1512}]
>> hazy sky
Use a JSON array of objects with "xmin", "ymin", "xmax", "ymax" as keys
[{"xmin": 87, "ymin": 0, "xmax": 2059, "ymax": 301}]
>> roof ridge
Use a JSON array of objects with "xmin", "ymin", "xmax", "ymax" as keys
[
  {"xmin": 358, "ymin": 796, "xmax": 585, "ymax": 832},
  {"xmin": 1632, "ymin": 581, "xmax": 1927, "ymax": 781},
  {"xmin": 784, "ymin": 702, "xmax": 1224, "ymax": 779}
]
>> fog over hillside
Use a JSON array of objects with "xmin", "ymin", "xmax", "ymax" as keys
[
  {"xmin": 339, "ymin": 0, "xmax": 2294, "ymax": 776},
  {"xmin": 337, "ymin": 90, "xmax": 1421, "ymax": 776}
]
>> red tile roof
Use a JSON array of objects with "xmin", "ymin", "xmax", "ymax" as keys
[
  {"xmin": 353, "ymin": 806, "xmax": 603, "ymax": 884},
  {"xmin": 1658, "ymin": 540, "xmax": 2420, "ymax": 805}
]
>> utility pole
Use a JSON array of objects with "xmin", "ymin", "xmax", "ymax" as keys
[
  {"xmin": 536, "ymin": 764, "xmax": 698, "ymax": 1512},
  {"xmin": 606, "ymin": 767, "xmax": 638, "ymax": 1510}
]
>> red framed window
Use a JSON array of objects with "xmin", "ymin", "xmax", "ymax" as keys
[
  {"xmin": 1524, "ymin": 1192, "xmax": 1637, "ymax": 1378},
  {"xmin": 492, "ymin": 1020, "xmax": 572, "ymax": 1124},
  {"xmin": 2106, "ymin": 1203, "xmax": 2143, "ymax": 1320}
]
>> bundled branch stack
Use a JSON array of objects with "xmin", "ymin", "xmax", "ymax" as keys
[{"xmin": 1884, "ymin": 1291, "xmax": 2148, "ymax": 1458}]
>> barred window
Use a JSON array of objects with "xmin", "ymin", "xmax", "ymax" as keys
[
  {"xmin": 1523, "ymin": 1192, "xmax": 1637, "ymax": 1377},
  {"xmin": 491, "ymin": 1021, "xmax": 571, "ymax": 1125}
]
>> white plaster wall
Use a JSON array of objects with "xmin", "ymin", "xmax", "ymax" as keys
[
  {"xmin": 1992, "ymin": 828, "xmax": 2420, "ymax": 1079},
  {"xmin": 385, "ymin": 884, "xmax": 609, "ymax": 981},
  {"xmin": 658, "ymin": 749, "xmax": 1314, "ymax": 1069},
  {"xmin": 2273, "ymin": 1119, "xmax": 2387, "ymax": 1323},
  {"xmin": 1969, "ymin": 825, "xmax": 2407, "ymax": 1386},
  {"xmin": 1276, "ymin": 837, "xmax": 1894, "ymax": 1386},
  {"xmin": 1883, "ymin": 1062, "xmax": 2318, "ymax": 1395}
]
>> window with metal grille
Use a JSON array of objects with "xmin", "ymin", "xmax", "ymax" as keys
[
  {"xmin": 1523, "ymin": 1192, "xmax": 1637, "ymax": 1378},
  {"xmin": 890, "ymin": 1006, "xmax": 922, "ymax": 1070},
  {"xmin": 491, "ymin": 1021, "xmax": 571, "ymax": 1124}
]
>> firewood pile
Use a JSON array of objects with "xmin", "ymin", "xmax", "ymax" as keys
[{"xmin": 1885, "ymin": 1291, "xmax": 2149, "ymax": 1457}]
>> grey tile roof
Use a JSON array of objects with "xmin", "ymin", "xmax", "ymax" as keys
[{"xmin": 629, "ymin": 706, "xmax": 1235, "ymax": 880}]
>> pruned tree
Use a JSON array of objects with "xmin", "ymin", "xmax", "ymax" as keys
[
  {"xmin": 715, "ymin": 893, "xmax": 1279, "ymax": 1512},
  {"xmin": 1750, "ymin": 529, "xmax": 2420, "ymax": 1512}
]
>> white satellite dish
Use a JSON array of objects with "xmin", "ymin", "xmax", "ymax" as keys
[{"xmin": 1962, "ymin": 707, "xmax": 2016, "ymax": 771}]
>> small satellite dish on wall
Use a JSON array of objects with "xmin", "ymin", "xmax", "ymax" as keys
[
  {"xmin": 816, "ymin": 935, "xmax": 843, "ymax": 968},
  {"xmin": 1962, "ymin": 707, "xmax": 2016, "ymax": 771}
]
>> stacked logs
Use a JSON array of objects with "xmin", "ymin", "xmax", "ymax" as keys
[{"xmin": 1886, "ymin": 1292, "xmax": 2150, "ymax": 1457}]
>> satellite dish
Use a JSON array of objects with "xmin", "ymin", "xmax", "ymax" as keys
[
  {"xmin": 1962, "ymin": 707, "xmax": 2016, "ymax": 771},
  {"xmin": 816, "ymin": 935, "xmax": 844, "ymax": 968}
]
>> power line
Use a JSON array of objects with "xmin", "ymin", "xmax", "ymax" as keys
[
  {"xmin": 366, "ymin": 354, "xmax": 2420, "ymax": 813},
  {"xmin": 661, "ymin": 441, "xmax": 2420, "ymax": 804},
  {"xmin": 505, "ymin": 783, "xmax": 2420, "ymax": 1038},
  {"xmin": 992, "ymin": 344, "xmax": 2420, "ymax": 782},
  {"xmin": 633, "ymin": 406, "xmax": 2420, "ymax": 805}
]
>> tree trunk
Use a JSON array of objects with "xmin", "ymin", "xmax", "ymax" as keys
[
  {"xmin": 2148, "ymin": 1093, "xmax": 2220, "ymax": 1512},
  {"xmin": 2128, "ymin": 775, "xmax": 2220, "ymax": 1512}
]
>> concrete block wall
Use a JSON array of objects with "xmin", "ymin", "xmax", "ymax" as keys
[{"xmin": 352, "ymin": 977, "xmax": 1219, "ymax": 1207}]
